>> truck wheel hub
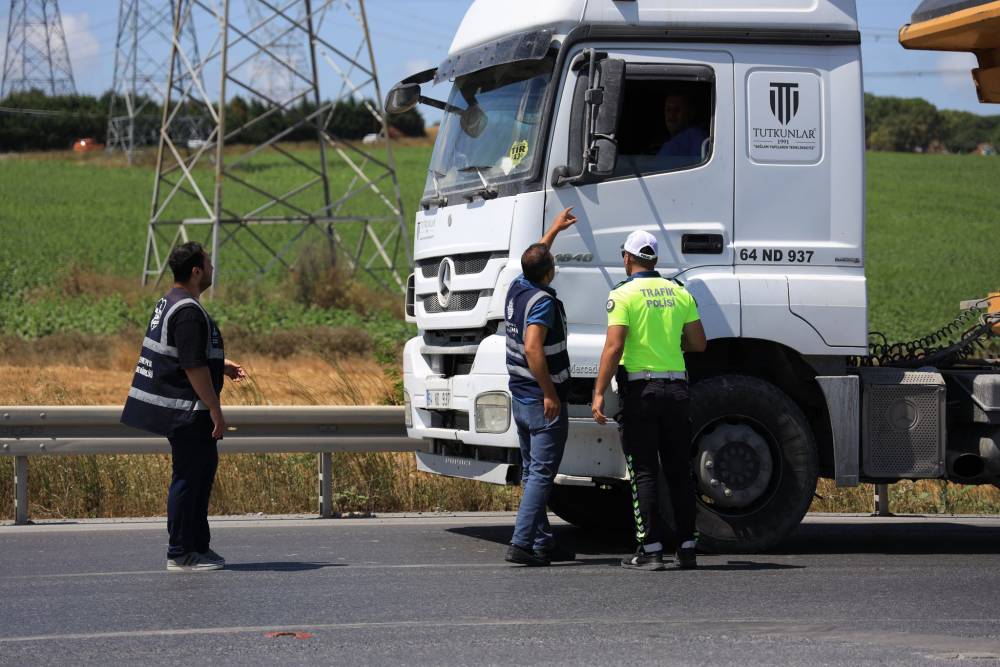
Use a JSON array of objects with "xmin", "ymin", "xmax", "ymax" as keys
[{"xmin": 696, "ymin": 423, "xmax": 774, "ymax": 509}]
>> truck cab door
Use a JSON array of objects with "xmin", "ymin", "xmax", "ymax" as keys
[{"xmin": 544, "ymin": 48, "xmax": 737, "ymax": 355}]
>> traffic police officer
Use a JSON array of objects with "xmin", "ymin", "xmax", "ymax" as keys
[
  {"xmin": 592, "ymin": 230, "xmax": 707, "ymax": 571},
  {"xmin": 121, "ymin": 242, "xmax": 246, "ymax": 572}
]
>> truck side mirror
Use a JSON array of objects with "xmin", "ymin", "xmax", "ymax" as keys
[
  {"xmin": 552, "ymin": 54, "xmax": 626, "ymax": 187},
  {"xmin": 460, "ymin": 104, "xmax": 488, "ymax": 138},
  {"xmin": 587, "ymin": 58, "xmax": 625, "ymax": 178},
  {"xmin": 385, "ymin": 83, "xmax": 421, "ymax": 114}
]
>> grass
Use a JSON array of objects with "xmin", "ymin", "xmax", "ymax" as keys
[
  {"xmin": 1, "ymin": 149, "xmax": 1000, "ymax": 521},
  {"xmin": 0, "ymin": 453, "xmax": 522, "ymax": 520},
  {"xmin": 866, "ymin": 152, "xmax": 1000, "ymax": 339},
  {"xmin": 0, "ymin": 144, "xmax": 433, "ymax": 296}
]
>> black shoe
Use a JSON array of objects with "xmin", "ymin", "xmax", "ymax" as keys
[
  {"xmin": 620, "ymin": 546, "xmax": 665, "ymax": 571},
  {"xmin": 537, "ymin": 543, "xmax": 576, "ymax": 562},
  {"xmin": 676, "ymin": 545, "xmax": 697, "ymax": 570},
  {"xmin": 505, "ymin": 544, "xmax": 550, "ymax": 567}
]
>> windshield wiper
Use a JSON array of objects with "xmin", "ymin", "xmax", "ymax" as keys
[
  {"xmin": 421, "ymin": 169, "xmax": 448, "ymax": 209},
  {"xmin": 457, "ymin": 165, "xmax": 499, "ymax": 201}
]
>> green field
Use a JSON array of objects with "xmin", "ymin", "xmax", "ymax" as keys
[{"xmin": 0, "ymin": 149, "xmax": 998, "ymax": 341}]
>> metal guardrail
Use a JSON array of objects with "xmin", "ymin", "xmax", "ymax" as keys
[{"xmin": 0, "ymin": 406, "xmax": 417, "ymax": 525}]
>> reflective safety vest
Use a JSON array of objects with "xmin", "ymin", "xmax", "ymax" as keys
[
  {"xmin": 120, "ymin": 288, "xmax": 225, "ymax": 437},
  {"xmin": 505, "ymin": 276, "xmax": 571, "ymax": 402}
]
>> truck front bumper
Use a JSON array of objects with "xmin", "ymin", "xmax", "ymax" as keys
[{"xmin": 403, "ymin": 336, "xmax": 627, "ymax": 483}]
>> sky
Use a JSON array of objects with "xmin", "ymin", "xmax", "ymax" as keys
[{"xmin": 2, "ymin": 0, "xmax": 989, "ymax": 116}]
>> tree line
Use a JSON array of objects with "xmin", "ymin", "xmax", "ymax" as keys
[
  {"xmin": 865, "ymin": 93, "xmax": 1000, "ymax": 153},
  {"xmin": 0, "ymin": 89, "xmax": 424, "ymax": 152}
]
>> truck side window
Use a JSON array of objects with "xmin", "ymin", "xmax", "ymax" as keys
[{"xmin": 613, "ymin": 67, "xmax": 715, "ymax": 177}]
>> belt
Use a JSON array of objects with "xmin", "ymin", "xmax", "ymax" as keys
[{"xmin": 626, "ymin": 370, "xmax": 687, "ymax": 382}]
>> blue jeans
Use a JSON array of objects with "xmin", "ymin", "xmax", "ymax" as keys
[{"xmin": 510, "ymin": 399, "xmax": 568, "ymax": 552}]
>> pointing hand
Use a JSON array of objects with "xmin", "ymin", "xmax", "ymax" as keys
[{"xmin": 553, "ymin": 207, "xmax": 578, "ymax": 232}]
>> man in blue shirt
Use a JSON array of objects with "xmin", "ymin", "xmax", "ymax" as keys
[
  {"xmin": 504, "ymin": 207, "xmax": 578, "ymax": 566},
  {"xmin": 656, "ymin": 91, "xmax": 708, "ymax": 165}
]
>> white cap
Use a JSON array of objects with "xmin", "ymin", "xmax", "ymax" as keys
[{"xmin": 621, "ymin": 230, "xmax": 658, "ymax": 262}]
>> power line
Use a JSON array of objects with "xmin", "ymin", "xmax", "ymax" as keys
[
  {"xmin": 0, "ymin": 103, "xmax": 108, "ymax": 116},
  {"xmin": 865, "ymin": 68, "xmax": 970, "ymax": 78}
]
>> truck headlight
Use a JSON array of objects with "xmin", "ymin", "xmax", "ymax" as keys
[
  {"xmin": 403, "ymin": 391, "xmax": 412, "ymax": 428},
  {"xmin": 474, "ymin": 392, "xmax": 510, "ymax": 434}
]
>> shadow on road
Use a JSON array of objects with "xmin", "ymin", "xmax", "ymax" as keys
[
  {"xmin": 448, "ymin": 518, "xmax": 1000, "ymax": 556},
  {"xmin": 775, "ymin": 520, "xmax": 1000, "ymax": 555},
  {"xmin": 448, "ymin": 526, "xmax": 803, "ymax": 570},
  {"xmin": 447, "ymin": 524, "xmax": 628, "ymax": 555},
  {"xmin": 695, "ymin": 560, "xmax": 803, "ymax": 571},
  {"xmin": 226, "ymin": 562, "xmax": 347, "ymax": 572}
]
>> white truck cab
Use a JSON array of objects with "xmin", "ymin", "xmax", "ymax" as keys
[{"xmin": 388, "ymin": 0, "xmax": 999, "ymax": 552}]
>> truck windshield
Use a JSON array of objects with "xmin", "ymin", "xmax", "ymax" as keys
[{"xmin": 425, "ymin": 57, "xmax": 553, "ymax": 198}]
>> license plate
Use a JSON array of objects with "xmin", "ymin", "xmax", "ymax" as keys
[{"xmin": 425, "ymin": 389, "xmax": 451, "ymax": 409}]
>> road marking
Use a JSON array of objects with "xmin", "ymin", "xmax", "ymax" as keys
[
  {"xmin": 0, "ymin": 560, "xmax": 618, "ymax": 580},
  {"xmin": 3, "ymin": 514, "xmax": 1000, "ymax": 535},
  {"xmin": 0, "ymin": 514, "xmax": 530, "ymax": 534},
  {"xmin": 3, "ymin": 618, "xmax": 1000, "ymax": 656}
]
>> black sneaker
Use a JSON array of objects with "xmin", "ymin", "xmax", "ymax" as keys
[
  {"xmin": 167, "ymin": 552, "xmax": 223, "ymax": 572},
  {"xmin": 676, "ymin": 545, "xmax": 697, "ymax": 570},
  {"xmin": 537, "ymin": 543, "xmax": 576, "ymax": 562},
  {"xmin": 199, "ymin": 548, "xmax": 226, "ymax": 566},
  {"xmin": 621, "ymin": 547, "xmax": 665, "ymax": 571},
  {"xmin": 505, "ymin": 544, "xmax": 550, "ymax": 567}
]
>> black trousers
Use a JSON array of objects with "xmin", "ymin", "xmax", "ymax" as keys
[
  {"xmin": 166, "ymin": 417, "xmax": 218, "ymax": 558},
  {"xmin": 620, "ymin": 378, "xmax": 697, "ymax": 549}
]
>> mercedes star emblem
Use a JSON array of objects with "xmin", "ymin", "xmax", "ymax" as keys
[{"xmin": 437, "ymin": 257, "xmax": 455, "ymax": 309}]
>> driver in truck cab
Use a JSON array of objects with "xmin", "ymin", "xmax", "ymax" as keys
[
  {"xmin": 656, "ymin": 87, "xmax": 708, "ymax": 166},
  {"xmin": 592, "ymin": 230, "xmax": 708, "ymax": 571},
  {"xmin": 503, "ymin": 207, "xmax": 579, "ymax": 567}
]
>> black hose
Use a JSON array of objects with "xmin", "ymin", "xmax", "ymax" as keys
[{"xmin": 851, "ymin": 309, "xmax": 999, "ymax": 369}]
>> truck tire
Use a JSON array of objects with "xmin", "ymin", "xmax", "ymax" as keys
[
  {"xmin": 683, "ymin": 375, "xmax": 818, "ymax": 553},
  {"xmin": 547, "ymin": 484, "xmax": 633, "ymax": 540}
]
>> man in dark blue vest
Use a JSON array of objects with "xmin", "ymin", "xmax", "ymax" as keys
[
  {"xmin": 504, "ymin": 207, "xmax": 578, "ymax": 567},
  {"xmin": 121, "ymin": 242, "xmax": 246, "ymax": 572}
]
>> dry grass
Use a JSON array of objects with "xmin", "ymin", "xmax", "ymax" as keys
[
  {"xmin": 0, "ymin": 346, "xmax": 519, "ymax": 521},
  {"xmin": 811, "ymin": 478, "xmax": 1000, "ymax": 515}
]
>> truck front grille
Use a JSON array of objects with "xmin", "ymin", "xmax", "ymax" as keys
[
  {"xmin": 417, "ymin": 252, "xmax": 506, "ymax": 278},
  {"xmin": 421, "ymin": 290, "xmax": 491, "ymax": 313}
]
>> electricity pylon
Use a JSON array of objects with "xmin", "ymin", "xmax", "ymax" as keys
[
  {"xmin": 1, "ymin": 0, "xmax": 76, "ymax": 98},
  {"xmin": 143, "ymin": 0, "xmax": 410, "ymax": 294},
  {"xmin": 106, "ymin": 0, "xmax": 203, "ymax": 162},
  {"xmin": 245, "ymin": 0, "xmax": 306, "ymax": 104}
]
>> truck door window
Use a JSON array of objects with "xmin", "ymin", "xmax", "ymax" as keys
[{"xmin": 613, "ymin": 66, "xmax": 714, "ymax": 177}]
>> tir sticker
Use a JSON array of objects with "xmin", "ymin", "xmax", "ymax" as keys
[
  {"xmin": 747, "ymin": 71, "xmax": 822, "ymax": 164},
  {"xmin": 509, "ymin": 140, "xmax": 529, "ymax": 165}
]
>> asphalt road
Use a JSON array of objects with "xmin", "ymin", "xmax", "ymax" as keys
[{"xmin": 2, "ymin": 513, "xmax": 1000, "ymax": 666}]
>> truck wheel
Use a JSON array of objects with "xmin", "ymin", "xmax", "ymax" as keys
[
  {"xmin": 681, "ymin": 375, "xmax": 818, "ymax": 553},
  {"xmin": 548, "ymin": 484, "xmax": 632, "ymax": 539}
]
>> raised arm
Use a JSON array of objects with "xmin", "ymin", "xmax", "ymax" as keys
[{"xmin": 539, "ymin": 207, "xmax": 578, "ymax": 249}]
